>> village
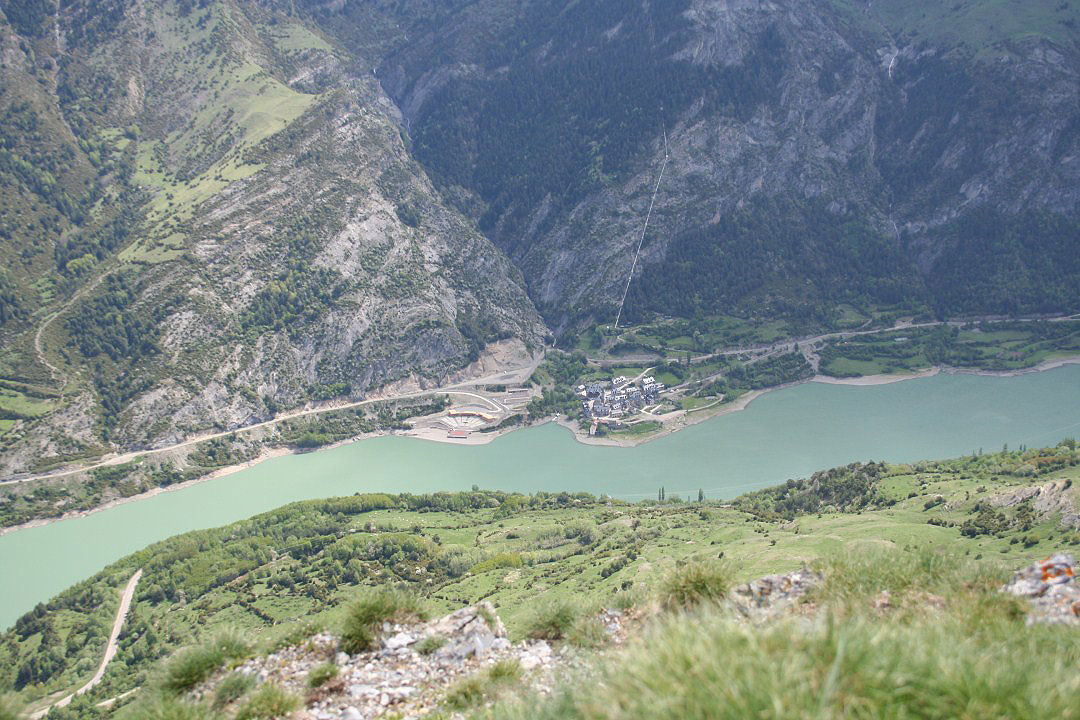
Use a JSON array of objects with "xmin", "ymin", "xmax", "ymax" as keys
[{"xmin": 577, "ymin": 373, "xmax": 666, "ymax": 423}]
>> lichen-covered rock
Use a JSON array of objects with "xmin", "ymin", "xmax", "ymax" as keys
[{"xmin": 1003, "ymin": 553, "xmax": 1080, "ymax": 625}]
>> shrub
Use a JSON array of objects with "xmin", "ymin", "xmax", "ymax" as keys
[
  {"xmin": 213, "ymin": 672, "xmax": 255, "ymax": 709},
  {"xmin": 471, "ymin": 552, "xmax": 524, "ymax": 574},
  {"xmin": 234, "ymin": 685, "xmax": 300, "ymax": 720},
  {"xmin": 524, "ymin": 599, "xmax": 580, "ymax": 640},
  {"xmin": 307, "ymin": 662, "xmax": 338, "ymax": 688},
  {"xmin": 340, "ymin": 589, "xmax": 426, "ymax": 653},
  {"xmin": 660, "ymin": 560, "xmax": 732, "ymax": 610}
]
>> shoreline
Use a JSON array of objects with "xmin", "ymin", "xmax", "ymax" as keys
[{"xmin": 3, "ymin": 355, "xmax": 1078, "ymax": 537}]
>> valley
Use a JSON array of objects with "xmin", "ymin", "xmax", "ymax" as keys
[{"xmin": 0, "ymin": 1, "xmax": 1078, "ymax": 717}]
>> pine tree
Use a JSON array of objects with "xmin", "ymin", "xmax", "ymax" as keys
[{"xmin": 698, "ymin": 488, "xmax": 704, "ymax": 502}]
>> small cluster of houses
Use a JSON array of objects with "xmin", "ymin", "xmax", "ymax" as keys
[{"xmin": 576, "ymin": 374, "xmax": 666, "ymax": 420}]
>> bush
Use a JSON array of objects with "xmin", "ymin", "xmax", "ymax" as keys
[
  {"xmin": 307, "ymin": 662, "xmax": 339, "ymax": 688},
  {"xmin": 340, "ymin": 589, "xmax": 426, "ymax": 653},
  {"xmin": 234, "ymin": 685, "xmax": 300, "ymax": 720},
  {"xmin": 660, "ymin": 560, "xmax": 732, "ymax": 610},
  {"xmin": 213, "ymin": 672, "xmax": 255, "ymax": 709},
  {"xmin": 524, "ymin": 599, "xmax": 580, "ymax": 640}
]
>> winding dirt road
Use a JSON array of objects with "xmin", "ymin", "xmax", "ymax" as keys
[{"xmin": 30, "ymin": 569, "xmax": 142, "ymax": 719}]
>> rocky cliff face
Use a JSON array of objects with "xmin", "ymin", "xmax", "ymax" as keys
[{"xmin": 376, "ymin": 0, "xmax": 1080, "ymax": 328}]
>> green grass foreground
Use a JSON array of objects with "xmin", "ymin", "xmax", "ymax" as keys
[{"xmin": 479, "ymin": 550, "xmax": 1080, "ymax": 720}]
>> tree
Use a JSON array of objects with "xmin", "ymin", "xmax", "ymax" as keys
[{"xmin": 698, "ymin": 489, "xmax": 704, "ymax": 503}]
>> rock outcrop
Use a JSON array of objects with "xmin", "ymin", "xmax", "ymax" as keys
[{"xmin": 1003, "ymin": 553, "xmax": 1080, "ymax": 625}]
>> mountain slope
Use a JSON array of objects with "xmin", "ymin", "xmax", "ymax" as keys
[
  {"xmin": 373, "ymin": 0, "xmax": 1080, "ymax": 330},
  {"xmin": 0, "ymin": 0, "xmax": 544, "ymax": 474}
]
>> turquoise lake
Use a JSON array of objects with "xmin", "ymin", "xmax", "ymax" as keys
[{"xmin": 2, "ymin": 364, "xmax": 1079, "ymax": 628}]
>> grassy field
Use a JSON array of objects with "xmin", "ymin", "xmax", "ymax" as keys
[{"xmin": 3, "ymin": 442, "xmax": 1077, "ymax": 717}]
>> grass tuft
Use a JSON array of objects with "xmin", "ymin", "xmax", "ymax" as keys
[
  {"xmin": 0, "ymin": 695, "xmax": 21, "ymax": 720},
  {"xmin": 160, "ymin": 631, "xmax": 252, "ymax": 694},
  {"xmin": 307, "ymin": 662, "xmax": 339, "ymax": 688},
  {"xmin": 415, "ymin": 634, "xmax": 448, "ymax": 655},
  {"xmin": 523, "ymin": 599, "xmax": 580, "ymax": 640},
  {"xmin": 234, "ymin": 684, "xmax": 300, "ymax": 720},
  {"xmin": 212, "ymin": 672, "xmax": 256, "ymax": 709},
  {"xmin": 127, "ymin": 694, "xmax": 222, "ymax": 720},
  {"xmin": 566, "ymin": 615, "xmax": 608, "ymax": 649},
  {"xmin": 660, "ymin": 559, "xmax": 732, "ymax": 610},
  {"xmin": 444, "ymin": 659, "xmax": 523, "ymax": 710},
  {"xmin": 480, "ymin": 607, "xmax": 1080, "ymax": 720},
  {"xmin": 340, "ymin": 588, "xmax": 426, "ymax": 654}
]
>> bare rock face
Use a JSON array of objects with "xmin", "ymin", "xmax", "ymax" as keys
[
  {"xmin": 0, "ymin": 0, "xmax": 545, "ymax": 472},
  {"xmin": 1003, "ymin": 553, "xmax": 1080, "ymax": 625}
]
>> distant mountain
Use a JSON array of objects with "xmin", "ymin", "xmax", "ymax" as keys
[
  {"xmin": 372, "ymin": 0, "xmax": 1080, "ymax": 330},
  {"xmin": 0, "ymin": 0, "xmax": 1077, "ymax": 472}
]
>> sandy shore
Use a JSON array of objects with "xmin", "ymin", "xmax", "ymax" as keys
[
  {"xmin": 944, "ymin": 355, "xmax": 1080, "ymax": 377},
  {"xmin": 811, "ymin": 355, "xmax": 1080, "ymax": 386},
  {"xmin": 811, "ymin": 367, "xmax": 941, "ymax": 386}
]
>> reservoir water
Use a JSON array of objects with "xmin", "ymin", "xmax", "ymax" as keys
[{"xmin": 2, "ymin": 365, "xmax": 1079, "ymax": 628}]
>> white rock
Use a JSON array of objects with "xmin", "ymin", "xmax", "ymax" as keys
[
  {"xmin": 348, "ymin": 684, "xmax": 377, "ymax": 698},
  {"xmin": 342, "ymin": 708, "xmax": 363, "ymax": 720},
  {"xmin": 385, "ymin": 631, "xmax": 415, "ymax": 650}
]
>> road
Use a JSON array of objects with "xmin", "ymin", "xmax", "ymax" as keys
[
  {"xmin": 31, "ymin": 569, "xmax": 143, "ymax": 719},
  {"xmin": 1, "ymin": 388, "xmax": 516, "ymax": 486}
]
